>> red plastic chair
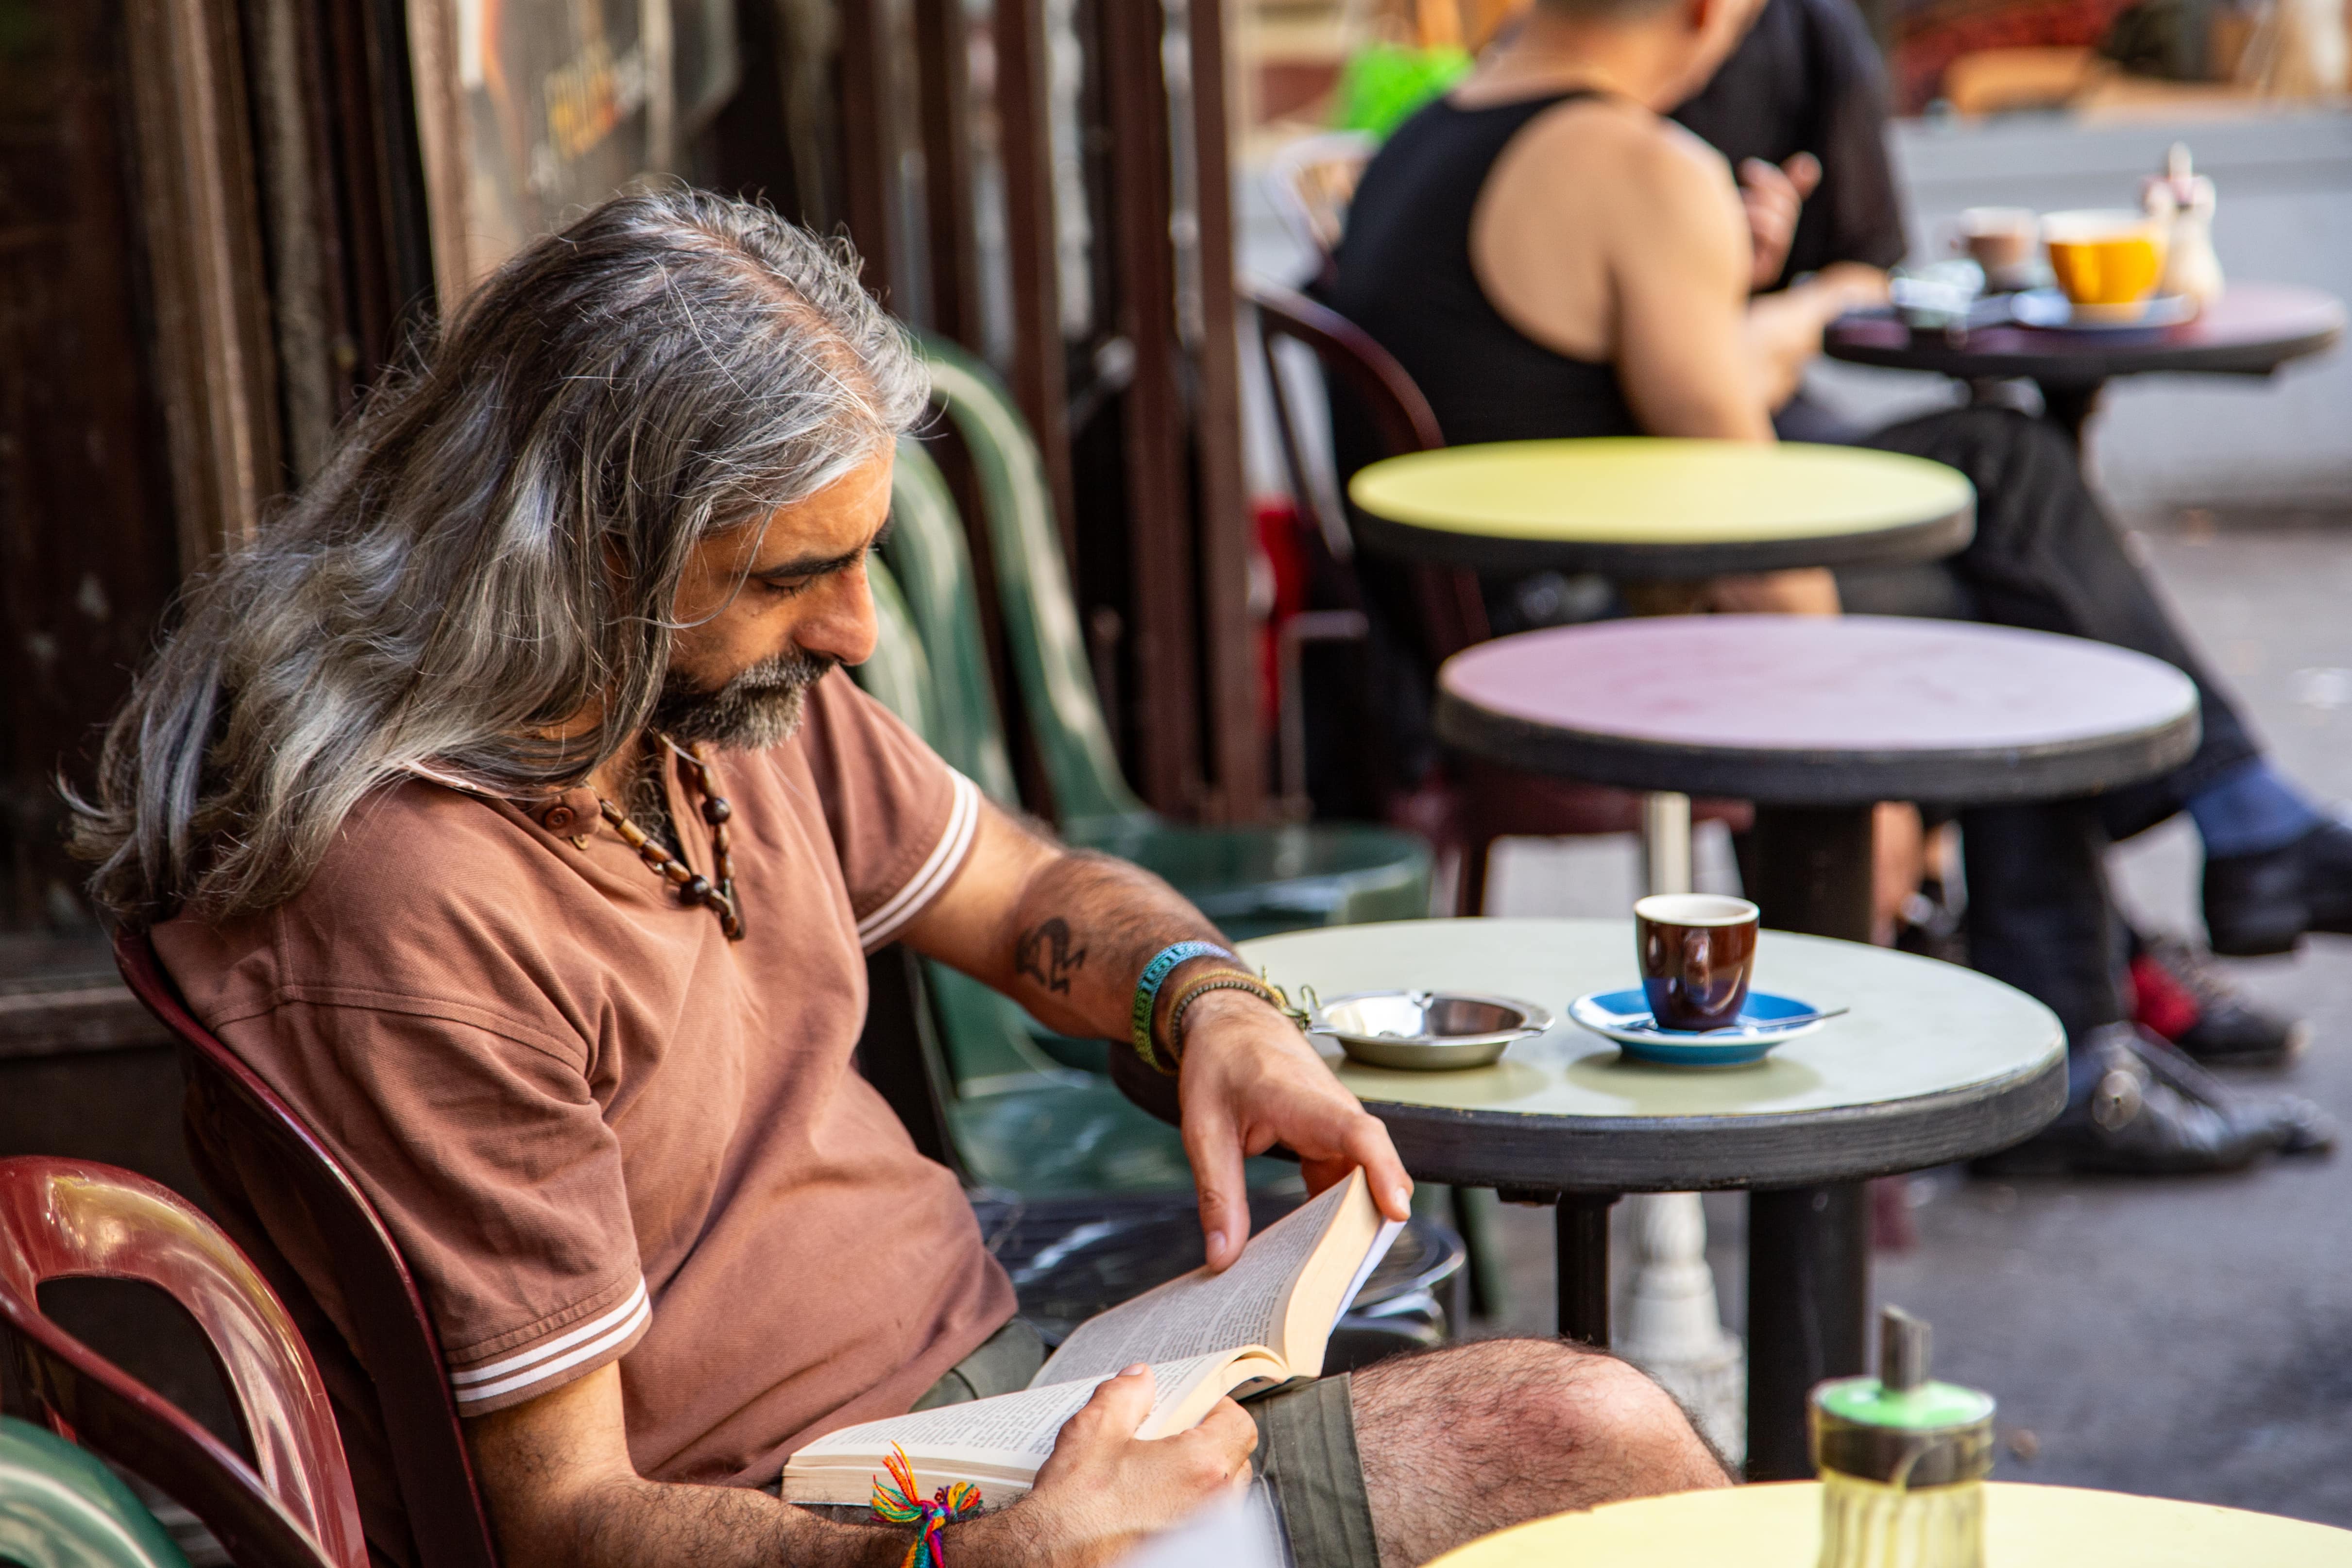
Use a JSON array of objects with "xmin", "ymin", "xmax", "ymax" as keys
[
  {"xmin": 1246, "ymin": 282, "xmax": 1753, "ymax": 915},
  {"xmin": 113, "ymin": 931, "xmax": 501, "ymax": 1568},
  {"xmin": 0, "ymin": 1156, "xmax": 367, "ymax": 1568}
]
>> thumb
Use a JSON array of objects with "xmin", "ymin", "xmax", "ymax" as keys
[{"xmin": 1782, "ymin": 151, "xmax": 1822, "ymax": 201}]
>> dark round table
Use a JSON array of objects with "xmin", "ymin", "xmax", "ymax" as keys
[
  {"xmin": 1433, "ymin": 613, "xmax": 2199, "ymax": 1476},
  {"xmin": 1824, "ymin": 281, "xmax": 2345, "ymax": 442}
]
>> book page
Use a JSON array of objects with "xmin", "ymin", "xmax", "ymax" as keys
[
  {"xmin": 1034, "ymin": 1174, "xmax": 1363, "ymax": 1388},
  {"xmin": 788, "ymin": 1352, "xmax": 1235, "ymax": 1470},
  {"xmin": 1330, "ymin": 1218, "xmax": 1406, "ymax": 1333}
]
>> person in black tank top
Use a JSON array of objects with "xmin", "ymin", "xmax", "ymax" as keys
[
  {"xmin": 1311, "ymin": 0, "xmax": 2348, "ymax": 1174},
  {"xmin": 1327, "ymin": 90, "xmax": 1639, "ymax": 452}
]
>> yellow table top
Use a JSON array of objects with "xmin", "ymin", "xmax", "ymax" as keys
[
  {"xmin": 1348, "ymin": 438, "xmax": 1974, "ymax": 545},
  {"xmin": 1235, "ymin": 920, "xmax": 2061, "ymax": 1122},
  {"xmin": 1429, "ymin": 1482, "xmax": 2352, "ymax": 1568}
]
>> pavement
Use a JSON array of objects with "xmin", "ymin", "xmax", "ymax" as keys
[{"xmin": 1480, "ymin": 503, "xmax": 2352, "ymax": 1525}]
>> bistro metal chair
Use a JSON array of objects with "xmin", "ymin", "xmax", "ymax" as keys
[
  {"xmin": 112, "ymin": 934, "xmax": 501, "ymax": 1568},
  {"xmin": 0, "ymin": 1157, "xmax": 368, "ymax": 1568}
]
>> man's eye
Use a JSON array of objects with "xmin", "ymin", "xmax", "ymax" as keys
[{"xmin": 765, "ymin": 578, "xmax": 814, "ymax": 598}]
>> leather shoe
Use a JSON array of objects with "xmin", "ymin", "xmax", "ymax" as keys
[
  {"xmin": 2128, "ymin": 1027, "xmax": 2335, "ymax": 1158},
  {"xmin": 2204, "ymin": 817, "xmax": 2352, "ymax": 957},
  {"xmin": 1975, "ymin": 1026, "xmax": 2294, "ymax": 1176}
]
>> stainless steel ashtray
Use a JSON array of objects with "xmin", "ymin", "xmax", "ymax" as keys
[{"xmin": 1307, "ymin": 990, "xmax": 1553, "ymax": 1071}]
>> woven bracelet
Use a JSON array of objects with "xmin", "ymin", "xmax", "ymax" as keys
[
  {"xmin": 1129, "ymin": 940, "xmax": 1238, "ymax": 1074},
  {"xmin": 1163, "ymin": 971, "xmax": 1303, "ymax": 1068}
]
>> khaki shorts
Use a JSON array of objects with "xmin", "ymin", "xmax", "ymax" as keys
[{"xmin": 795, "ymin": 1318, "xmax": 1377, "ymax": 1568}]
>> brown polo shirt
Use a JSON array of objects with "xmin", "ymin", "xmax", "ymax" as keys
[{"xmin": 156, "ymin": 671, "xmax": 1013, "ymax": 1524}]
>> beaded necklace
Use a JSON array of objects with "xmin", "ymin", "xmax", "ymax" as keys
[{"xmin": 596, "ymin": 737, "xmax": 746, "ymax": 940}]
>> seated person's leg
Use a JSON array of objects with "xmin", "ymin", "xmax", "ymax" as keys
[
  {"xmin": 1345, "ymin": 1340, "xmax": 1728, "ymax": 1568},
  {"xmin": 1858, "ymin": 404, "xmax": 2352, "ymax": 955}
]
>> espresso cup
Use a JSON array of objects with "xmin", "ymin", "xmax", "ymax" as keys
[
  {"xmin": 2041, "ymin": 208, "xmax": 2168, "ymax": 317},
  {"xmin": 1954, "ymin": 206, "xmax": 2038, "ymax": 288},
  {"xmin": 1635, "ymin": 893, "xmax": 1760, "ymax": 1032}
]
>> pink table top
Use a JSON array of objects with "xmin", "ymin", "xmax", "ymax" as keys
[{"xmin": 1435, "ymin": 614, "xmax": 2200, "ymax": 805}]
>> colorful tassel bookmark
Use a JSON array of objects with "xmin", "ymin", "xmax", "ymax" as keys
[{"xmin": 870, "ymin": 1443, "xmax": 983, "ymax": 1568}]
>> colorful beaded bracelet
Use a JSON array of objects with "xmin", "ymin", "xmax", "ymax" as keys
[
  {"xmin": 1164, "ymin": 971, "xmax": 1300, "ymax": 1066},
  {"xmin": 1130, "ymin": 940, "xmax": 1238, "ymax": 1074}
]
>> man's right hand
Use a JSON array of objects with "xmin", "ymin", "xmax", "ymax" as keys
[{"xmin": 968, "ymin": 1366, "xmax": 1258, "ymax": 1568}]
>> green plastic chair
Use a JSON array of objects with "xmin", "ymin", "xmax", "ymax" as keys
[
  {"xmin": 0, "ymin": 1414, "xmax": 194, "ymax": 1568},
  {"xmin": 905, "ymin": 338, "xmax": 1435, "ymax": 941},
  {"xmin": 862, "ymin": 556, "xmax": 1272, "ymax": 1194}
]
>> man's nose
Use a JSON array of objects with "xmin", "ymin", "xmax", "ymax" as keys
[{"xmin": 800, "ymin": 563, "xmax": 880, "ymax": 667}]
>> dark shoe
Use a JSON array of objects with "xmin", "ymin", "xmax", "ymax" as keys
[
  {"xmin": 2130, "ymin": 935, "xmax": 2311, "ymax": 1068},
  {"xmin": 2127, "ymin": 1027, "xmax": 2336, "ymax": 1157},
  {"xmin": 2204, "ymin": 817, "xmax": 2352, "ymax": 957},
  {"xmin": 1974, "ymin": 1025, "xmax": 2289, "ymax": 1176}
]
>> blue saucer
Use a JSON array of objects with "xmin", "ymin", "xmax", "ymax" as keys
[{"xmin": 1567, "ymin": 988, "xmax": 1830, "ymax": 1066}]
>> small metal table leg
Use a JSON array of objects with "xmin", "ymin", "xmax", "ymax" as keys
[
  {"xmin": 1742, "ymin": 804, "xmax": 1877, "ymax": 1477},
  {"xmin": 1555, "ymin": 1192, "xmax": 1619, "ymax": 1346}
]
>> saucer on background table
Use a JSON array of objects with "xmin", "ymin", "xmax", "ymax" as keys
[
  {"xmin": 2009, "ymin": 288, "xmax": 2197, "ymax": 332},
  {"xmin": 1567, "ymin": 988, "xmax": 1833, "ymax": 1066}
]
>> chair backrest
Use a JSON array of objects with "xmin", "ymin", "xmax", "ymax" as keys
[
  {"xmin": 112, "ymin": 933, "xmax": 501, "ymax": 1568},
  {"xmin": 0, "ymin": 1157, "xmax": 366, "ymax": 1568},
  {"xmin": 857, "ymin": 556, "xmax": 941, "ymax": 744},
  {"xmin": 0, "ymin": 1413, "xmax": 194, "ymax": 1568},
  {"xmin": 884, "ymin": 438, "xmax": 1021, "ymax": 804},
  {"xmin": 1244, "ymin": 281, "xmax": 1490, "ymax": 660},
  {"xmin": 918, "ymin": 334, "xmax": 1147, "ymax": 827}
]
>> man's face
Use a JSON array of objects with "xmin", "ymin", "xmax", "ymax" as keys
[{"xmin": 653, "ymin": 445, "xmax": 893, "ymax": 750}]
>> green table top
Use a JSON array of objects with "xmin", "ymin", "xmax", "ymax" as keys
[
  {"xmin": 1346, "ymin": 438, "xmax": 1976, "ymax": 579},
  {"xmin": 1231, "ymin": 919, "xmax": 2064, "ymax": 1192}
]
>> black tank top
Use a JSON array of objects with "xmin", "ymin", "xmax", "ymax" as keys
[{"xmin": 1326, "ymin": 90, "xmax": 1639, "ymax": 465}]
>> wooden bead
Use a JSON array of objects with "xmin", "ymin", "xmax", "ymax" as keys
[
  {"xmin": 681, "ymin": 875, "xmax": 712, "ymax": 905},
  {"xmin": 702, "ymin": 797, "xmax": 732, "ymax": 825}
]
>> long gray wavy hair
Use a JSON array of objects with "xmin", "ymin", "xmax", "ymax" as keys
[{"xmin": 71, "ymin": 187, "xmax": 928, "ymax": 926}]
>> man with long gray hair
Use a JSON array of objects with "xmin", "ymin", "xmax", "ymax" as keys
[{"xmin": 74, "ymin": 188, "xmax": 1722, "ymax": 1568}]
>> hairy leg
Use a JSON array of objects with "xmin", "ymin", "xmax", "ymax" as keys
[{"xmin": 1350, "ymin": 1338, "xmax": 1730, "ymax": 1568}]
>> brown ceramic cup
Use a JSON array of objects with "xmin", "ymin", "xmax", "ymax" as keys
[{"xmin": 1635, "ymin": 893, "xmax": 1760, "ymax": 1032}]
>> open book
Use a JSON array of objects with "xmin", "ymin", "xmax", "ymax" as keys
[{"xmin": 782, "ymin": 1168, "xmax": 1404, "ymax": 1507}]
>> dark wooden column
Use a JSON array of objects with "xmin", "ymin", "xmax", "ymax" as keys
[
  {"xmin": 992, "ymin": 0, "xmax": 1078, "ymax": 554},
  {"xmin": 911, "ymin": 0, "xmax": 979, "ymax": 344},
  {"xmin": 1178, "ymin": 0, "xmax": 1263, "ymax": 822},
  {"xmin": 835, "ymin": 0, "xmax": 897, "ymax": 304},
  {"xmin": 1099, "ymin": 0, "xmax": 1201, "ymax": 815}
]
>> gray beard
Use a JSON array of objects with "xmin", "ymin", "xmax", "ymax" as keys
[{"xmin": 649, "ymin": 647, "xmax": 837, "ymax": 750}]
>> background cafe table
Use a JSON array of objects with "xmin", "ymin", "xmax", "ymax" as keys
[
  {"xmin": 1823, "ymin": 281, "xmax": 2345, "ymax": 443},
  {"xmin": 1427, "ymin": 1482, "xmax": 2352, "ymax": 1568},
  {"xmin": 1433, "ymin": 614, "xmax": 2201, "ymax": 1477},
  {"xmin": 1345, "ymin": 437, "xmax": 1976, "ymax": 580}
]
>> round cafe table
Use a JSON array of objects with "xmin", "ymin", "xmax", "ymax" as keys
[
  {"xmin": 1824, "ymin": 281, "xmax": 2344, "ymax": 443},
  {"xmin": 1428, "ymin": 1483, "xmax": 2352, "ymax": 1568},
  {"xmin": 1433, "ymin": 613, "xmax": 2199, "ymax": 1477},
  {"xmin": 1346, "ymin": 437, "xmax": 1975, "ymax": 579}
]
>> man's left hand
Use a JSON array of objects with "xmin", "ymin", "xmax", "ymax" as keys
[{"xmin": 1175, "ymin": 990, "xmax": 1414, "ymax": 1270}]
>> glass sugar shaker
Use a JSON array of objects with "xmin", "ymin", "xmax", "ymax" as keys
[{"xmin": 1811, "ymin": 1307, "xmax": 1996, "ymax": 1568}]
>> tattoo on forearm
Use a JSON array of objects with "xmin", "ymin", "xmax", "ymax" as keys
[{"xmin": 1015, "ymin": 917, "xmax": 1089, "ymax": 994}]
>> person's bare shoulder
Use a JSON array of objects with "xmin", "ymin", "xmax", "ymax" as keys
[{"xmin": 1475, "ymin": 96, "xmax": 1747, "ymax": 358}]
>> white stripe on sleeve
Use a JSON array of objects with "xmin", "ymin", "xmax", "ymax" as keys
[
  {"xmin": 448, "ymin": 1279, "xmax": 650, "ymax": 1405},
  {"xmin": 857, "ymin": 771, "xmax": 981, "ymax": 949}
]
